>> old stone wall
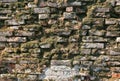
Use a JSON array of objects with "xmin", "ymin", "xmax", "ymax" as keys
[{"xmin": 0, "ymin": 0, "xmax": 120, "ymax": 81}]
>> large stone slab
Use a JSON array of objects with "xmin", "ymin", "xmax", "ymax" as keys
[
  {"xmin": 82, "ymin": 36, "xmax": 108, "ymax": 42},
  {"xmin": 0, "ymin": 0, "xmax": 17, "ymax": 3},
  {"xmin": 14, "ymin": 31, "xmax": 34, "ymax": 37},
  {"xmin": 89, "ymin": 29, "xmax": 106, "ymax": 36},
  {"xmin": 39, "ymin": 14, "xmax": 49, "ymax": 19},
  {"xmin": 63, "ymin": 12, "xmax": 76, "ymax": 19},
  {"xmin": 94, "ymin": 7, "xmax": 110, "ymax": 13},
  {"xmin": 116, "ymin": 37, "xmax": 120, "ymax": 42},
  {"xmin": 7, "ymin": 37, "xmax": 27, "ymax": 43},
  {"xmin": 34, "ymin": 7, "xmax": 50, "ymax": 14},
  {"xmin": 0, "ymin": 36, "xmax": 7, "ymax": 42},
  {"xmin": 81, "ymin": 43, "xmax": 104, "ymax": 48},
  {"xmin": 110, "ymin": 48, "xmax": 120, "ymax": 55},
  {"xmin": 106, "ymin": 31, "xmax": 120, "ymax": 37},
  {"xmin": 0, "ymin": 31, "xmax": 13, "ymax": 36}
]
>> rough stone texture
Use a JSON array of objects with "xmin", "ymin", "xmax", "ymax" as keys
[{"xmin": 0, "ymin": 0, "xmax": 120, "ymax": 81}]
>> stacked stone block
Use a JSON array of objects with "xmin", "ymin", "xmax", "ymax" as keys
[{"xmin": 0, "ymin": 0, "xmax": 119, "ymax": 81}]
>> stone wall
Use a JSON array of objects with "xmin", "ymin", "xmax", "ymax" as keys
[{"xmin": 0, "ymin": 0, "xmax": 120, "ymax": 81}]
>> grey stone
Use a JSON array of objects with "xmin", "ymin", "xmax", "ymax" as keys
[
  {"xmin": 51, "ymin": 60, "xmax": 71, "ymax": 66},
  {"xmin": 0, "ymin": 31, "xmax": 13, "ymax": 36},
  {"xmin": 63, "ymin": 12, "xmax": 76, "ymax": 19},
  {"xmin": 116, "ymin": 37, "xmax": 120, "ymax": 42},
  {"xmin": 94, "ymin": 13, "xmax": 110, "ymax": 18},
  {"xmin": 94, "ymin": 7, "xmax": 110, "ymax": 13},
  {"xmin": 34, "ymin": 7, "xmax": 50, "ymax": 14},
  {"xmin": 57, "ymin": 37, "xmax": 68, "ymax": 43},
  {"xmin": 110, "ymin": 48, "xmax": 120, "ymax": 55},
  {"xmin": 105, "ymin": 19, "xmax": 116, "ymax": 25},
  {"xmin": 0, "ymin": 9, "xmax": 12, "ymax": 14},
  {"xmin": 47, "ymin": 2, "xmax": 58, "ymax": 7},
  {"xmin": 81, "ymin": 30, "xmax": 88, "ymax": 36},
  {"xmin": 39, "ymin": 14, "xmax": 49, "ymax": 19},
  {"xmin": 7, "ymin": 37, "xmax": 27, "ymax": 42},
  {"xmin": 107, "ymin": 25, "xmax": 120, "ymax": 31},
  {"xmin": 106, "ymin": 31, "xmax": 120, "ymax": 37},
  {"xmin": 0, "ymin": 36, "xmax": 7, "ymax": 42},
  {"xmin": 80, "ymin": 49, "xmax": 91, "ymax": 54},
  {"xmin": 81, "ymin": 43, "xmax": 104, "ymax": 48},
  {"xmin": 116, "ymin": 1, "xmax": 120, "ymax": 6},
  {"xmin": 6, "ymin": 19, "xmax": 25, "ymax": 25},
  {"xmin": 0, "ymin": 0, "xmax": 17, "ymax": 3},
  {"xmin": 14, "ymin": 31, "xmax": 34, "ymax": 37},
  {"xmin": 70, "ymin": 1, "xmax": 82, "ymax": 6},
  {"xmin": 40, "ymin": 43, "xmax": 52, "ymax": 49},
  {"xmin": 82, "ymin": 25, "xmax": 91, "ymax": 29},
  {"xmin": 82, "ymin": 36, "xmax": 108, "ymax": 42},
  {"xmin": 0, "ymin": 43, "xmax": 6, "ymax": 48},
  {"xmin": 89, "ymin": 29, "xmax": 105, "ymax": 36}
]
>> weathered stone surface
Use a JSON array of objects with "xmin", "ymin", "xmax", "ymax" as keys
[
  {"xmin": 105, "ymin": 19, "xmax": 116, "ymax": 25},
  {"xmin": 106, "ymin": 31, "xmax": 120, "ymax": 37},
  {"xmin": 82, "ymin": 36, "xmax": 108, "ymax": 42},
  {"xmin": 94, "ymin": 7, "xmax": 110, "ymax": 13},
  {"xmin": 0, "ymin": 31, "xmax": 13, "ymax": 36},
  {"xmin": 70, "ymin": 1, "xmax": 82, "ymax": 6},
  {"xmin": 110, "ymin": 48, "xmax": 120, "ymax": 55},
  {"xmin": 66, "ymin": 7, "xmax": 73, "ymax": 12},
  {"xmin": 14, "ymin": 31, "xmax": 34, "ymax": 37},
  {"xmin": 6, "ymin": 19, "xmax": 25, "ymax": 25},
  {"xmin": 116, "ymin": 37, "xmax": 120, "ymax": 42},
  {"xmin": 82, "ymin": 25, "xmax": 91, "ymax": 29},
  {"xmin": 34, "ymin": 7, "xmax": 50, "ymax": 14},
  {"xmin": 80, "ymin": 49, "xmax": 91, "ymax": 54},
  {"xmin": 89, "ymin": 29, "xmax": 105, "ymax": 36},
  {"xmin": 0, "ymin": 9, "xmax": 12, "ymax": 14},
  {"xmin": 39, "ymin": 14, "xmax": 49, "ymax": 19},
  {"xmin": 40, "ymin": 43, "xmax": 52, "ymax": 49},
  {"xmin": 7, "ymin": 37, "xmax": 27, "ymax": 42},
  {"xmin": 0, "ymin": 0, "xmax": 17, "ymax": 3},
  {"xmin": 47, "ymin": 2, "xmax": 58, "ymax": 7},
  {"xmin": 81, "ymin": 43, "xmax": 104, "ymax": 48},
  {"xmin": 63, "ymin": 12, "xmax": 76, "ymax": 19},
  {"xmin": 0, "ymin": 0, "xmax": 119, "ymax": 80},
  {"xmin": 0, "ymin": 36, "xmax": 7, "ymax": 42}
]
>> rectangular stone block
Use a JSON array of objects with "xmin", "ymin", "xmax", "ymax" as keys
[
  {"xmin": 47, "ymin": 2, "xmax": 57, "ymax": 7},
  {"xmin": 82, "ymin": 25, "xmax": 91, "ymax": 29},
  {"xmin": 89, "ymin": 29, "xmax": 105, "ymax": 36},
  {"xmin": 110, "ymin": 48, "xmax": 120, "ymax": 55},
  {"xmin": 0, "ymin": 43, "xmax": 6, "ymax": 48},
  {"xmin": 94, "ymin": 7, "xmax": 110, "ymax": 13},
  {"xmin": 34, "ymin": 7, "xmax": 50, "ymax": 14},
  {"xmin": 1, "ymin": 0, "xmax": 17, "ymax": 3},
  {"xmin": 70, "ymin": 1, "xmax": 82, "ymax": 6},
  {"xmin": 51, "ymin": 60, "xmax": 71, "ymax": 66},
  {"xmin": 39, "ymin": 14, "xmax": 49, "ymax": 19},
  {"xmin": 81, "ymin": 43, "xmax": 104, "ymax": 48},
  {"xmin": 7, "ymin": 37, "xmax": 27, "ymax": 43},
  {"xmin": 116, "ymin": 37, "xmax": 120, "ymax": 42},
  {"xmin": 80, "ymin": 49, "xmax": 91, "ymax": 54},
  {"xmin": 105, "ymin": 19, "xmax": 116, "ymax": 25},
  {"xmin": 106, "ymin": 31, "xmax": 120, "ymax": 37},
  {"xmin": 0, "ymin": 31, "xmax": 13, "ymax": 36},
  {"xmin": 0, "ymin": 9, "xmax": 12, "ymax": 14},
  {"xmin": 0, "ymin": 36, "xmax": 7, "ymax": 42},
  {"xmin": 14, "ymin": 31, "xmax": 34, "ymax": 36},
  {"xmin": 82, "ymin": 36, "xmax": 107, "ymax": 42},
  {"xmin": 40, "ymin": 43, "xmax": 52, "ymax": 49},
  {"xmin": 63, "ymin": 12, "xmax": 76, "ymax": 19}
]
